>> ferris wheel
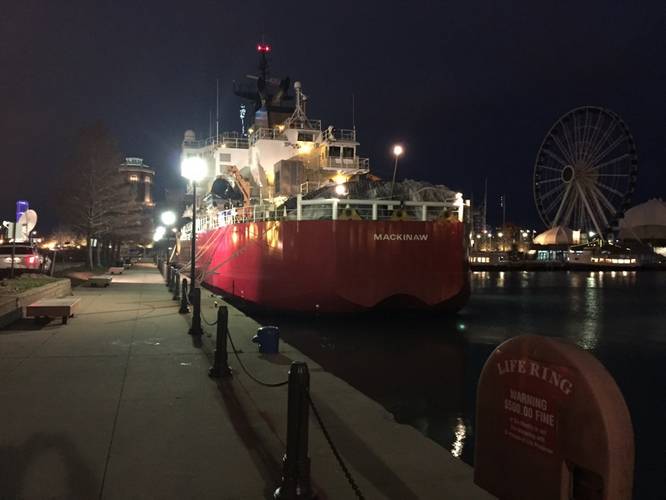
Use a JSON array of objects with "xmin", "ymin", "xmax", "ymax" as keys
[{"xmin": 533, "ymin": 106, "xmax": 638, "ymax": 236}]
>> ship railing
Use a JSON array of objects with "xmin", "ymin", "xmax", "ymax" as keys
[
  {"xmin": 335, "ymin": 128, "xmax": 356, "ymax": 141},
  {"xmin": 321, "ymin": 157, "xmax": 370, "ymax": 171},
  {"xmin": 213, "ymin": 137, "xmax": 249, "ymax": 149},
  {"xmin": 300, "ymin": 181, "xmax": 321, "ymax": 194},
  {"xmin": 179, "ymin": 195, "xmax": 466, "ymax": 240},
  {"xmin": 248, "ymin": 128, "xmax": 288, "ymax": 145},
  {"xmin": 285, "ymin": 119, "xmax": 322, "ymax": 131},
  {"xmin": 296, "ymin": 195, "xmax": 465, "ymax": 222},
  {"xmin": 322, "ymin": 128, "xmax": 357, "ymax": 142},
  {"xmin": 183, "ymin": 132, "xmax": 250, "ymax": 149}
]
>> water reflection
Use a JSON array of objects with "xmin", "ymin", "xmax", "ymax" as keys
[
  {"xmin": 451, "ymin": 417, "xmax": 467, "ymax": 458},
  {"xmin": 579, "ymin": 277, "xmax": 601, "ymax": 350}
]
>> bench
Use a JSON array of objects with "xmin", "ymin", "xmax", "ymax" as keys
[
  {"xmin": 25, "ymin": 297, "xmax": 81, "ymax": 325},
  {"xmin": 108, "ymin": 267, "xmax": 124, "ymax": 275},
  {"xmin": 89, "ymin": 275, "xmax": 112, "ymax": 287}
]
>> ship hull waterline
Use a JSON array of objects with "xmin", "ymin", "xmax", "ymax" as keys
[{"xmin": 184, "ymin": 219, "xmax": 469, "ymax": 314}]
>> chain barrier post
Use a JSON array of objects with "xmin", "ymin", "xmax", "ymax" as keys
[
  {"xmin": 172, "ymin": 273, "xmax": 180, "ymax": 301},
  {"xmin": 179, "ymin": 278, "xmax": 189, "ymax": 314},
  {"xmin": 170, "ymin": 266, "xmax": 177, "ymax": 292},
  {"xmin": 188, "ymin": 286, "xmax": 204, "ymax": 336},
  {"xmin": 274, "ymin": 362, "xmax": 314, "ymax": 500},
  {"xmin": 208, "ymin": 306, "xmax": 232, "ymax": 378}
]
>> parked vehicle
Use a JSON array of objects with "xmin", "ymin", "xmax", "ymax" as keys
[{"xmin": 0, "ymin": 244, "xmax": 44, "ymax": 274}]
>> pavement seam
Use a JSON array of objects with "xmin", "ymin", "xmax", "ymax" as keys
[
  {"xmin": 2, "ymin": 324, "xmax": 60, "ymax": 380},
  {"xmin": 97, "ymin": 278, "xmax": 143, "ymax": 500}
]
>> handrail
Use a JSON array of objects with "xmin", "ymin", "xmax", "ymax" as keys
[
  {"xmin": 183, "ymin": 132, "xmax": 250, "ymax": 149},
  {"xmin": 321, "ymin": 157, "xmax": 370, "ymax": 171},
  {"xmin": 180, "ymin": 194, "xmax": 464, "ymax": 240}
]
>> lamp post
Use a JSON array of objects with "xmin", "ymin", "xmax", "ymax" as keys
[
  {"xmin": 160, "ymin": 210, "xmax": 177, "ymax": 265},
  {"xmin": 181, "ymin": 156, "xmax": 207, "ymax": 337},
  {"xmin": 390, "ymin": 144, "xmax": 403, "ymax": 199}
]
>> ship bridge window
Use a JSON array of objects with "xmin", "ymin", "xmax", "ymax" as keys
[
  {"xmin": 297, "ymin": 132, "xmax": 314, "ymax": 142},
  {"xmin": 342, "ymin": 147, "xmax": 354, "ymax": 159},
  {"xmin": 219, "ymin": 153, "xmax": 231, "ymax": 162},
  {"xmin": 328, "ymin": 146, "xmax": 341, "ymax": 158}
]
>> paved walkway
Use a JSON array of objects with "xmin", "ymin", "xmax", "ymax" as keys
[
  {"xmin": 0, "ymin": 264, "xmax": 270, "ymax": 499},
  {"xmin": 1, "ymin": 263, "xmax": 494, "ymax": 500}
]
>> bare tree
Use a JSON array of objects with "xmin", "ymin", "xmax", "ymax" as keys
[{"xmin": 60, "ymin": 122, "xmax": 138, "ymax": 270}]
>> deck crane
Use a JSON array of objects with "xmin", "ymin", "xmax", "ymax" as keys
[{"xmin": 228, "ymin": 165, "xmax": 252, "ymax": 207}]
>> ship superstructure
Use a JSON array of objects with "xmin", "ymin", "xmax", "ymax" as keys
[{"xmin": 182, "ymin": 47, "xmax": 369, "ymax": 205}]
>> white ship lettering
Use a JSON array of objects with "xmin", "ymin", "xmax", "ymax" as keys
[{"xmin": 373, "ymin": 234, "xmax": 429, "ymax": 241}]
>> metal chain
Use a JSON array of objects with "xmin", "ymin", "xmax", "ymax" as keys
[
  {"xmin": 197, "ymin": 293, "xmax": 362, "ymax": 497},
  {"xmin": 199, "ymin": 310, "xmax": 218, "ymax": 326},
  {"xmin": 307, "ymin": 392, "xmax": 365, "ymax": 499},
  {"xmin": 226, "ymin": 328, "xmax": 288, "ymax": 387}
]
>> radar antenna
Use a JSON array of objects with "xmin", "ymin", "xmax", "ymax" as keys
[{"xmin": 284, "ymin": 82, "xmax": 318, "ymax": 129}]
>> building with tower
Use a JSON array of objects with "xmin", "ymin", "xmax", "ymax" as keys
[{"xmin": 119, "ymin": 157, "xmax": 155, "ymax": 207}]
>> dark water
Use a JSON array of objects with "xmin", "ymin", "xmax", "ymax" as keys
[{"xmin": 266, "ymin": 271, "xmax": 665, "ymax": 499}]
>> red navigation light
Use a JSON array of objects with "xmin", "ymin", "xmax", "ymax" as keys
[{"xmin": 257, "ymin": 44, "xmax": 271, "ymax": 53}]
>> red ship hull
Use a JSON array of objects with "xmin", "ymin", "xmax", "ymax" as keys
[{"xmin": 193, "ymin": 219, "xmax": 469, "ymax": 313}]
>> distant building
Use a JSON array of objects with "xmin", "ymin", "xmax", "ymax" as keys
[
  {"xmin": 618, "ymin": 198, "xmax": 666, "ymax": 242},
  {"xmin": 119, "ymin": 157, "xmax": 155, "ymax": 207}
]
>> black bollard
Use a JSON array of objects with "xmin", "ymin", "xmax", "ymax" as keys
[
  {"xmin": 179, "ymin": 278, "xmax": 189, "ymax": 314},
  {"xmin": 274, "ymin": 362, "xmax": 314, "ymax": 500},
  {"xmin": 208, "ymin": 306, "xmax": 232, "ymax": 378},
  {"xmin": 188, "ymin": 286, "xmax": 203, "ymax": 336},
  {"xmin": 170, "ymin": 266, "xmax": 178, "ymax": 292},
  {"xmin": 172, "ymin": 273, "xmax": 180, "ymax": 301},
  {"xmin": 165, "ymin": 263, "xmax": 171, "ymax": 287}
]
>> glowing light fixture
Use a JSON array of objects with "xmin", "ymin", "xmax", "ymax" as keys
[
  {"xmin": 334, "ymin": 184, "xmax": 347, "ymax": 196},
  {"xmin": 160, "ymin": 211, "xmax": 177, "ymax": 226},
  {"xmin": 333, "ymin": 173, "xmax": 347, "ymax": 185},
  {"xmin": 181, "ymin": 156, "xmax": 207, "ymax": 182},
  {"xmin": 153, "ymin": 225, "xmax": 166, "ymax": 242},
  {"xmin": 298, "ymin": 143, "xmax": 313, "ymax": 155},
  {"xmin": 390, "ymin": 144, "xmax": 404, "ymax": 198}
]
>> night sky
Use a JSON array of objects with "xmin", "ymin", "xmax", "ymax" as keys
[{"xmin": 2, "ymin": 0, "xmax": 664, "ymax": 231}]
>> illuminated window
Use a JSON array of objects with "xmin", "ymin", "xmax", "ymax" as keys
[{"xmin": 129, "ymin": 174, "xmax": 139, "ymax": 182}]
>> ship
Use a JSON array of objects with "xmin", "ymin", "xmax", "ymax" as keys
[{"xmin": 176, "ymin": 44, "xmax": 470, "ymax": 313}]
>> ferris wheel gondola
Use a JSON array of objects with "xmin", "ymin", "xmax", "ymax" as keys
[{"xmin": 533, "ymin": 106, "xmax": 638, "ymax": 237}]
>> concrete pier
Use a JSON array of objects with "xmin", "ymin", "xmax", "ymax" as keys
[{"xmin": 0, "ymin": 263, "xmax": 492, "ymax": 499}]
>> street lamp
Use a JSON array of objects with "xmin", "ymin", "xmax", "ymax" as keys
[
  {"xmin": 181, "ymin": 156, "xmax": 208, "ymax": 337},
  {"xmin": 153, "ymin": 225, "xmax": 166, "ymax": 242},
  {"xmin": 161, "ymin": 210, "xmax": 177, "ymax": 226},
  {"xmin": 390, "ymin": 144, "xmax": 404, "ymax": 198},
  {"xmin": 160, "ymin": 210, "xmax": 177, "ymax": 265}
]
